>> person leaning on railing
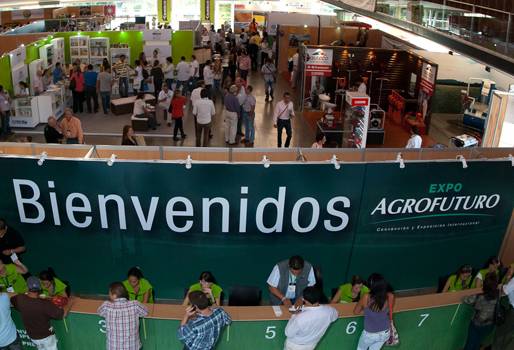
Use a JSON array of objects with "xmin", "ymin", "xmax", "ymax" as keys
[{"xmin": 122, "ymin": 266, "xmax": 154, "ymax": 304}]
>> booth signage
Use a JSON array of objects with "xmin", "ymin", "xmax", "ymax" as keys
[
  {"xmin": 204, "ymin": 0, "xmax": 212, "ymax": 21},
  {"xmin": 420, "ymin": 62, "xmax": 436, "ymax": 96},
  {"xmin": 143, "ymin": 29, "xmax": 172, "ymax": 42},
  {"xmin": 9, "ymin": 47, "xmax": 26, "ymax": 68},
  {"xmin": 305, "ymin": 48, "xmax": 333, "ymax": 77},
  {"xmin": 158, "ymin": 0, "xmax": 172, "ymax": 23},
  {"xmin": 350, "ymin": 98, "xmax": 369, "ymax": 107},
  {"xmin": 339, "ymin": 0, "xmax": 377, "ymax": 11},
  {"xmin": 0, "ymin": 158, "xmax": 512, "ymax": 297},
  {"xmin": 104, "ymin": 5, "xmax": 116, "ymax": 17},
  {"xmin": 11, "ymin": 9, "xmax": 44, "ymax": 20}
]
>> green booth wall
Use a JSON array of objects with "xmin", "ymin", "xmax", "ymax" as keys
[{"xmin": 0, "ymin": 30, "xmax": 194, "ymax": 94}]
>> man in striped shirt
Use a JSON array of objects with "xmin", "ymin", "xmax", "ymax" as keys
[
  {"xmin": 177, "ymin": 291, "xmax": 231, "ymax": 350},
  {"xmin": 114, "ymin": 55, "xmax": 130, "ymax": 97},
  {"xmin": 98, "ymin": 282, "xmax": 148, "ymax": 350}
]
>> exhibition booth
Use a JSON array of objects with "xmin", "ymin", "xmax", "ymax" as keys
[
  {"xmin": 0, "ymin": 29, "xmax": 194, "ymax": 128},
  {"xmin": 298, "ymin": 45, "xmax": 438, "ymax": 148}
]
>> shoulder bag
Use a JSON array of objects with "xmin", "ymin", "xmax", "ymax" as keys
[{"xmin": 385, "ymin": 296, "xmax": 400, "ymax": 346}]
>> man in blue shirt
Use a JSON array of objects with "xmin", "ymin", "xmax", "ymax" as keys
[
  {"xmin": 0, "ymin": 292, "xmax": 22, "ymax": 349},
  {"xmin": 52, "ymin": 62, "xmax": 63, "ymax": 84},
  {"xmin": 84, "ymin": 64, "xmax": 99, "ymax": 114},
  {"xmin": 177, "ymin": 291, "xmax": 231, "ymax": 350}
]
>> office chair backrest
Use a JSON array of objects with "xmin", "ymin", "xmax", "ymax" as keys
[{"xmin": 228, "ymin": 285, "xmax": 262, "ymax": 306}]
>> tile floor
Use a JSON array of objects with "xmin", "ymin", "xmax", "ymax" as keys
[{"xmin": 4, "ymin": 72, "xmax": 468, "ymax": 148}]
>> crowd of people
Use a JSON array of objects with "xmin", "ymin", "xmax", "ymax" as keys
[{"xmin": 0, "ymin": 216, "xmax": 513, "ymax": 350}]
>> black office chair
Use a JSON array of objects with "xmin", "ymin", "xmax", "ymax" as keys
[
  {"xmin": 313, "ymin": 266, "xmax": 329, "ymax": 304},
  {"xmin": 331, "ymin": 287, "xmax": 338, "ymax": 299},
  {"xmin": 228, "ymin": 285, "xmax": 262, "ymax": 306},
  {"xmin": 437, "ymin": 274, "xmax": 451, "ymax": 293}
]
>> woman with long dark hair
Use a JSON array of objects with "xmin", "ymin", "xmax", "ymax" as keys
[
  {"xmin": 354, "ymin": 274, "xmax": 395, "ymax": 349},
  {"xmin": 183, "ymin": 271, "xmax": 223, "ymax": 306},
  {"xmin": 462, "ymin": 273, "xmax": 499, "ymax": 350},
  {"xmin": 443, "ymin": 264, "xmax": 473, "ymax": 292},
  {"xmin": 121, "ymin": 125, "xmax": 137, "ymax": 146}
]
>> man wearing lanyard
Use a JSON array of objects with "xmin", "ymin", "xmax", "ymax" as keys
[
  {"xmin": 267, "ymin": 255, "xmax": 316, "ymax": 309},
  {"xmin": 273, "ymin": 92, "xmax": 295, "ymax": 148}
]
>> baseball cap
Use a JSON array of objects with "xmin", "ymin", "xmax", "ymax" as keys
[{"xmin": 27, "ymin": 276, "xmax": 41, "ymax": 292}]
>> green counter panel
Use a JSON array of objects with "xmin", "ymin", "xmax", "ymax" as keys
[{"xmin": 11, "ymin": 304, "xmax": 474, "ymax": 349}]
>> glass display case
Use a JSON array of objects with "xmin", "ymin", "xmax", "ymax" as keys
[
  {"xmin": 12, "ymin": 97, "xmax": 39, "ymax": 128},
  {"xmin": 39, "ymin": 85, "xmax": 65, "ymax": 122},
  {"xmin": 343, "ymin": 91, "xmax": 370, "ymax": 149},
  {"xmin": 70, "ymin": 35, "xmax": 90, "ymax": 64}
]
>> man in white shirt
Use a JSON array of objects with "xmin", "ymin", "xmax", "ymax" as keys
[
  {"xmin": 163, "ymin": 56, "xmax": 175, "ymax": 89},
  {"xmin": 176, "ymin": 56, "xmax": 191, "ymax": 94},
  {"xmin": 405, "ymin": 125, "xmax": 422, "ymax": 149},
  {"xmin": 273, "ymin": 92, "xmax": 295, "ymax": 148},
  {"xmin": 157, "ymin": 83, "xmax": 173, "ymax": 125},
  {"xmin": 284, "ymin": 287, "xmax": 338, "ymax": 350},
  {"xmin": 190, "ymin": 80, "xmax": 205, "ymax": 108},
  {"xmin": 190, "ymin": 55, "xmax": 200, "ymax": 92},
  {"xmin": 267, "ymin": 255, "xmax": 316, "ymax": 308},
  {"xmin": 291, "ymin": 49, "xmax": 299, "ymax": 88},
  {"xmin": 192, "ymin": 89, "xmax": 215, "ymax": 147},
  {"xmin": 203, "ymin": 60, "xmax": 214, "ymax": 98},
  {"xmin": 357, "ymin": 76, "xmax": 368, "ymax": 94},
  {"xmin": 235, "ymin": 78, "xmax": 247, "ymax": 136}
]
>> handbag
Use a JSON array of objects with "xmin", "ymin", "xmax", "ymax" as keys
[
  {"xmin": 385, "ymin": 297, "xmax": 400, "ymax": 346},
  {"xmin": 69, "ymin": 77, "xmax": 76, "ymax": 91}
]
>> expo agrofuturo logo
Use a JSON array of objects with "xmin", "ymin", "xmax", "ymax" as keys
[{"xmin": 306, "ymin": 50, "xmax": 329, "ymax": 63}]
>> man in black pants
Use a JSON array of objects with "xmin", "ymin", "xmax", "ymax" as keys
[
  {"xmin": 84, "ymin": 64, "xmax": 99, "ymax": 113},
  {"xmin": 273, "ymin": 92, "xmax": 295, "ymax": 148}
]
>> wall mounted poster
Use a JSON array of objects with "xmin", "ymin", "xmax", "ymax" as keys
[
  {"xmin": 144, "ymin": 44, "xmax": 172, "ymax": 65},
  {"xmin": 420, "ymin": 62, "xmax": 437, "ymax": 96},
  {"xmin": 9, "ymin": 46, "xmax": 26, "ymax": 68},
  {"xmin": 305, "ymin": 48, "xmax": 333, "ymax": 77},
  {"xmin": 143, "ymin": 29, "xmax": 172, "ymax": 42}
]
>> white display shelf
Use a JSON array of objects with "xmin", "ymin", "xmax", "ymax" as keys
[
  {"xmin": 70, "ymin": 35, "xmax": 90, "ymax": 64},
  {"xmin": 39, "ymin": 44, "xmax": 55, "ymax": 69},
  {"xmin": 90, "ymin": 37, "xmax": 110, "ymax": 71},
  {"xmin": 51, "ymin": 37, "xmax": 65, "ymax": 65}
]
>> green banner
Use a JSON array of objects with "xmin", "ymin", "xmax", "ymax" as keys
[
  {"xmin": 201, "ymin": 0, "xmax": 215, "ymax": 22},
  {"xmin": 157, "ymin": 0, "xmax": 171, "ymax": 23},
  {"xmin": 0, "ymin": 158, "xmax": 512, "ymax": 298}
]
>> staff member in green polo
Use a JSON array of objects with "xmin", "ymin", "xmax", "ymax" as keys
[
  {"xmin": 183, "ymin": 271, "xmax": 223, "ymax": 306},
  {"xmin": 442, "ymin": 265, "xmax": 473, "ymax": 293},
  {"xmin": 122, "ymin": 267, "xmax": 154, "ymax": 303},
  {"xmin": 473, "ymin": 256, "xmax": 501, "ymax": 289},
  {"xmin": 331, "ymin": 275, "xmax": 369, "ymax": 303},
  {"xmin": 0, "ymin": 258, "xmax": 28, "ymax": 293},
  {"xmin": 39, "ymin": 268, "xmax": 68, "ymax": 297}
]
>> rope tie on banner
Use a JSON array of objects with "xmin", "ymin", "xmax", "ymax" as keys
[
  {"xmin": 143, "ymin": 318, "xmax": 147, "ymax": 339},
  {"xmin": 63, "ymin": 317, "xmax": 69, "ymax": 333},
  {"xmin": 396, "ymin": 153, "xmax": 405, "ymax": 169}
]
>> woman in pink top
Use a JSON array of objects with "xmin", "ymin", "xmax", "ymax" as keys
[
  {"xmin": 70, "ymin": 65, "xmax": 85, "ymax": 113},
  {"xmin": 237, "ymin": 49, "xmax": 251, "ymax": 81}
]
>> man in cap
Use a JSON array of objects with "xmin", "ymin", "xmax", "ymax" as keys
[{"xmin": 11, "ymin": 277, "xmax": 71, "ymax": 350}]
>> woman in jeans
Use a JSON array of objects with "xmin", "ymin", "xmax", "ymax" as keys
[
  {"xmin": 354, "ymin": 275, "xmax": 394, "ymax": 350},
  {"xmin": 462, "ymin": 273, "xmax": 499, "ymax": 350}
]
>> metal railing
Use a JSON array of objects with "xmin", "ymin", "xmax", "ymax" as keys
[{"xmin": 375, "ymin": 0, "xmax": 514, "ymax": 58}]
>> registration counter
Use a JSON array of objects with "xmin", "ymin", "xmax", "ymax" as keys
[{"xmin": 13, "ymin": 289, "xmax": 478, "ymax": 349}]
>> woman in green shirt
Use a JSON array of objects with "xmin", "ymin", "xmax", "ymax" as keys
[
  {"xmin": 0, "ymin": 259, "xmax": 28, "ymax": 294},
  {"xmin": 39, "ymin": 268, "xmax": 68, "ymax": 297},
  {"xmin": 442, "ymin": 264, "xmax": 473, "ymax": 292},
  {"xmin": 473, "ymin": 256, "xmax": 501, "ymax": 289},
  {"xmin": 331, "ymin": 275, "xmax": 369, "ymax": 304},
  {"xmin": 122, "ymin": 267, "xmax": 154, "ymax": 303},
  {"xmin": 183, "ymin": 271, "xmax": 223, "ymax": 306}
]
